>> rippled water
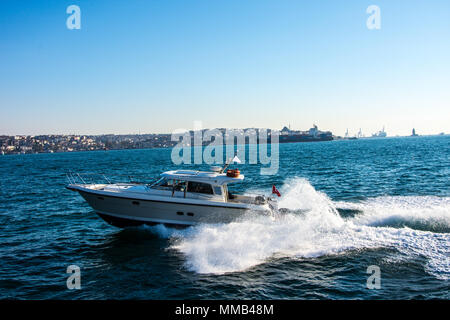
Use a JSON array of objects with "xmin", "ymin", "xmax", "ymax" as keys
[{"xmin": 0, "ymin": 136, "xmax": 449, "ymax": 299}]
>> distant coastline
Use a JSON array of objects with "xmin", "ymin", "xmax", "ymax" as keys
[
  {"xmin": 0, "ymin": 125, "xmax": 330, "ymax": 155},
  {"xmin": 0, "ymin": 133, "xmax": 175, "ymax": 155},
  {"xmin": 0, "ymin": 129, "xmax": 446, "ymax": 156}
]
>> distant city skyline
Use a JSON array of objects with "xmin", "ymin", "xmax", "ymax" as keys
[
  {"xmin": 0, "ymin": 124, "xmax": 443, "ymax": 138},
  {"xmin": 1, "ymin": 0, "xmax": 449, "ymax": 136}
]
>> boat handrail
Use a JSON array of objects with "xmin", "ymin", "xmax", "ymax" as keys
[{"xmin": 66, "ymin": 172, "xmax": 157, "ymax": 186}]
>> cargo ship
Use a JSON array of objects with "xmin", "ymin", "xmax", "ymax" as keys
[{"xmin": 278, "ymin": 125, "xmax": 333, "ymax": 143}]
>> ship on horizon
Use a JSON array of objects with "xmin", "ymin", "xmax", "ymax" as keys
[
  {"xmin": 372, "ymin": 126, "xmax": 387, "ymax": 138},
  {"xmin": 279, "ymin": 124, "xmax": 333, "ymax": 143}
]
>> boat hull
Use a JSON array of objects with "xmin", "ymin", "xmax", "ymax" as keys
[
  {"xmin": 96, "ymin": 212, "xmax": 188, "ymax": 229},
  {"xmin": 75, "ymin": 189, "xmax": 254, "ymax": 228}
]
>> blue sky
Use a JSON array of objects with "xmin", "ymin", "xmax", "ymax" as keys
[{"xmin": 0, "ymin": 0, "xmax": 449, "ymax": 136}]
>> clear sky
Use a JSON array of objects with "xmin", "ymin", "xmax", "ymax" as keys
[{"xmin": 1, "ymin": 0, "xmax": 449, "ymax": 136}]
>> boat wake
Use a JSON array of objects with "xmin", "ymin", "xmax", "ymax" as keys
[
  {"xmin": 143, "ymin": 178, "xmax": 450, "ymax": 279},
  {"xmin": 335, "ymin": 196, "xmax": 450, "ymax": 233}
]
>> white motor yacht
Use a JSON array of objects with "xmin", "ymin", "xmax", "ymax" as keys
[{"xmin": 67, "ymin": 166, "xmax": 276, "ymax": 228}]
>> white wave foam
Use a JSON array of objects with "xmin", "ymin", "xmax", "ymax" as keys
[
  {"xmin": 336, "ymin": 196, "xmax": 450, "ymax": 230},
  {"xmin": 166, "ymin": 178, "xmax": 449, "ymax": 279},
  {"xmin": 140, "ymin": 223, "xmax": 183, "ymax": 239}
]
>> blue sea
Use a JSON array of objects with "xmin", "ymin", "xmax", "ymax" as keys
[{"xmin": 0, "ymin": 136, "xmax": 449, "ymax": 299}]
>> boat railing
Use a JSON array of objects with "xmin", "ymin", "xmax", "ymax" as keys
[{"xmin": 66, "ymin": 172, "xmax": 156, "ymax": 186}]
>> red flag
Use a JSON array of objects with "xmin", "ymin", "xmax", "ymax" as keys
[{"xmin": 272, "ymin": 185, "xmax": 281, "ymax": 197}]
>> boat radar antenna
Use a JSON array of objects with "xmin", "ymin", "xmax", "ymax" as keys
[{"xmin": 220, "ymin": 153, "xmax": 241, "ymax": 173}]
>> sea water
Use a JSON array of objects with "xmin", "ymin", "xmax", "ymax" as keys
[{"xmin": 0, "ymin": 136, "xmax": 448, "ymax": 299}]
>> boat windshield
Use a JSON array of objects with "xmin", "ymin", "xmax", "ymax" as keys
[
  {"xmin": 150, "ymin": 178, "xmax": 187, "ymax": 192},
  {"xmin": 150, "ymin": 177, "xmax": 174, "ymax": 190}
]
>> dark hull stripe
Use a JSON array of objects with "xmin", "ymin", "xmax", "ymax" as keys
[{"xmin": 97, "ymin": 212, "xmax": 190, "ymax": 229}]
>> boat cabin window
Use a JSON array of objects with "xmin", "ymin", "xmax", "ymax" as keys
[
  {"xmin": 213, "ymin": 186, "xmax": 222, "ymax": 195},
  {"xmin": 187, "ymin": 181, "xmax": 213, "ymax": 195},
  {"xmin": 151, "ymin": 178, "xmax": 187, "ymax": 192},
  {"xmin": 173, "ymin": 180, "xmax": 187, "ymax": 192}
]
